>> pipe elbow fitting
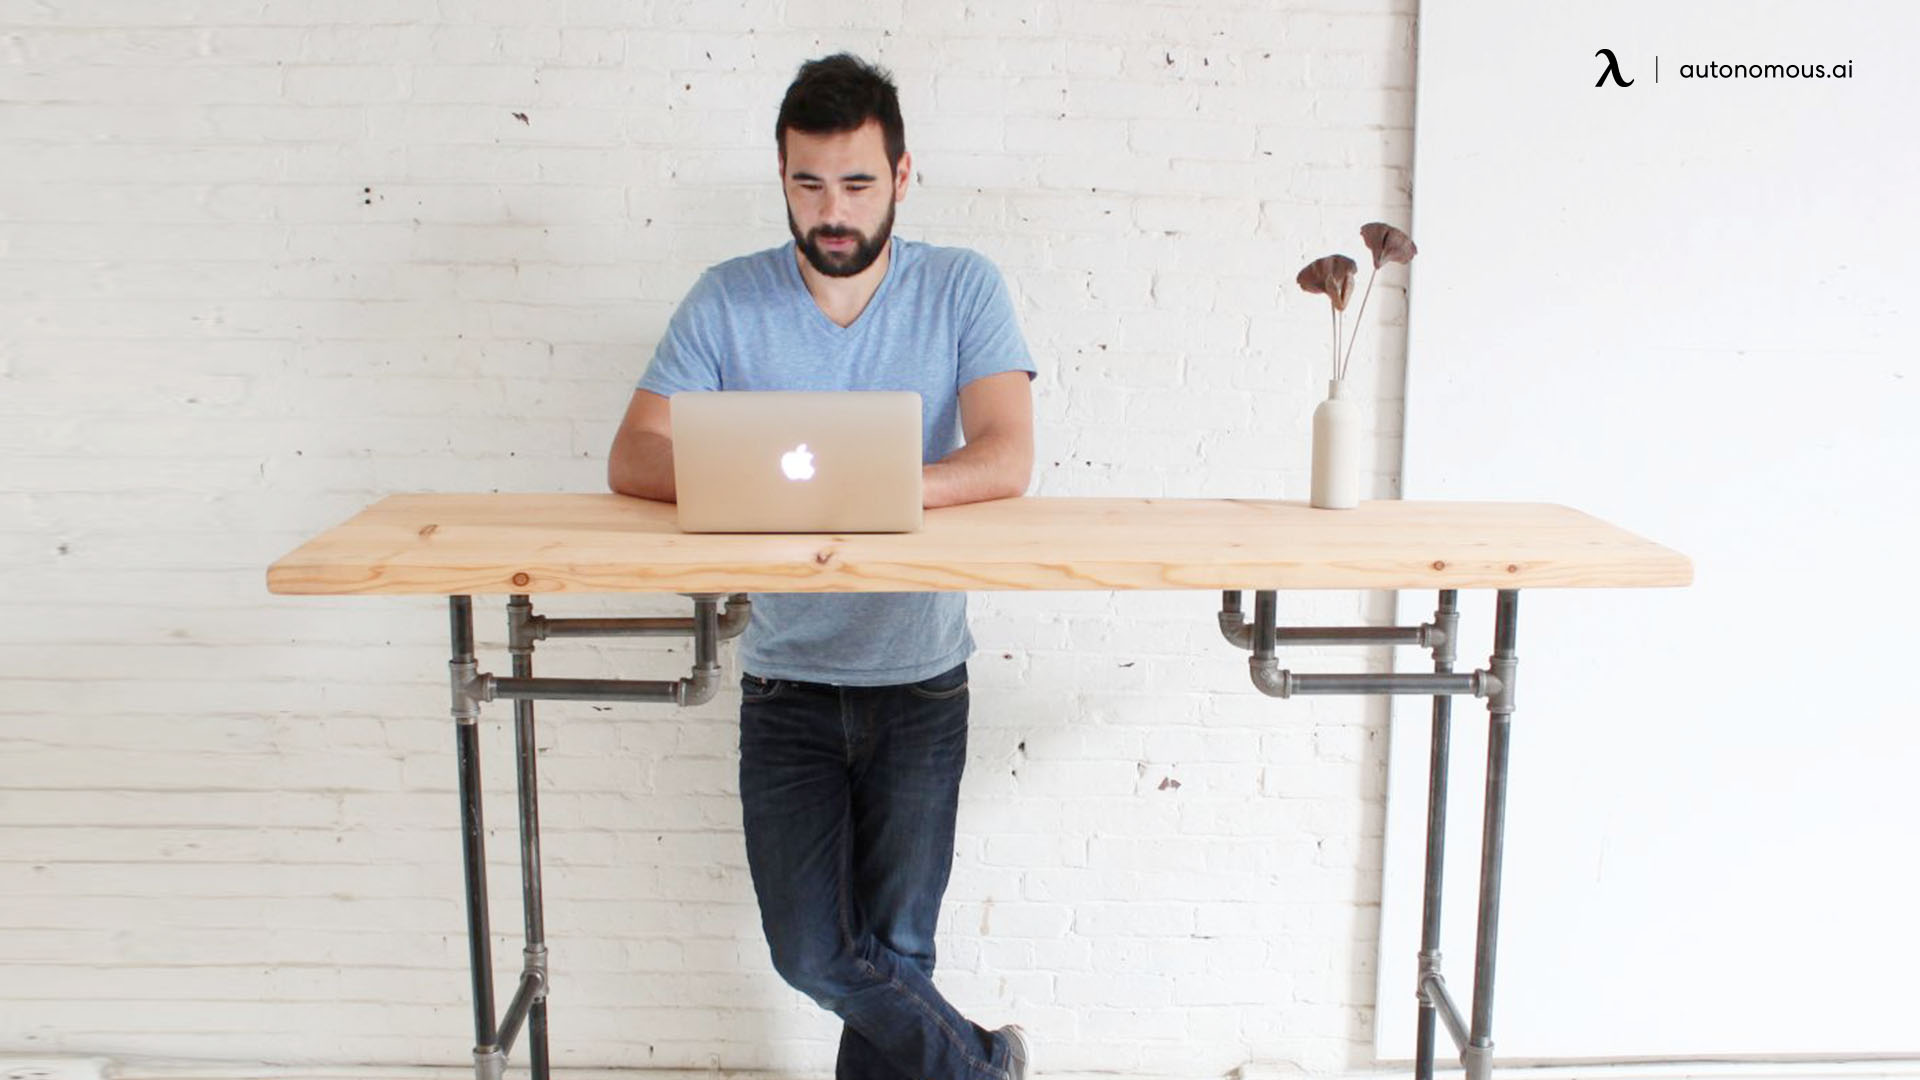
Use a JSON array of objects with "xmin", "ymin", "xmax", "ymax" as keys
[
  {"xmin": 1249, "ymin": 656, "xmax": 1292, "ymax": 698},
  {"xmin": 718, "ymin": 594, "xmax": 752, "ymax": 640},
  {"xmin": 676, "ymin": 663, "xmax": 722, "ymax": 707}
]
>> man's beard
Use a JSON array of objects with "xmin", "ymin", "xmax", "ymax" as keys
[{"xmin": 789, "ymin": 201, "xmax": 895, "ymax": 278}]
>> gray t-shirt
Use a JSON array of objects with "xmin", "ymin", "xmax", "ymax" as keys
[{"xmin": 637, "ymin": 236, "xmax": 1035, "ymax": 686}]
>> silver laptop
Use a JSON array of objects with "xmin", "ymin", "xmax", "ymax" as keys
[{"xmin": 670, "ymin": 390, "xmax": 924, "ymax": 533}]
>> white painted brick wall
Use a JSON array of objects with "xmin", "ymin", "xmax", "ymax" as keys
[{"xmin": 0, "ymin": 1, "xmax": 1416, "ymax": 1076}]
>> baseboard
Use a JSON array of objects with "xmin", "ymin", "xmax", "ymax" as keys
[
  {"xmin": 1238, "ymin": 1062, "xmax": 1920, "ymax": 1080},
  {"xmin": 3, "ymin": 1061, "xmax": 116, "ymax": 1080},
  {"xmin": 5, "ymin": 1054, "xmax": 1917, "ymax": 1080}
]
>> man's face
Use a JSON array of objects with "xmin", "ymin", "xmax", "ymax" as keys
[{"xmin": 780, "ymin": 118, "xmax": 910, "ymax": 278}]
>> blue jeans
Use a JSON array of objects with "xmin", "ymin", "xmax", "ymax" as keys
[{"xmin": 738, "ymin": 661, "xmax": 1013, "ymax": 1080}]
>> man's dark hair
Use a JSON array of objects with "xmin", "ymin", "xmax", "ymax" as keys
[{"xmin": 775, "ymin": 53, "xmax": 906, "ymax": 171}]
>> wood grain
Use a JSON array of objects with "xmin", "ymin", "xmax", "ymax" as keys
[{"xmin": 265, "ymin": 494, "xmax": 1692, "ymax": 596}]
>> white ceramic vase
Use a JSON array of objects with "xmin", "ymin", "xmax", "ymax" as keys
[{"xmin": 1310, "ymin": 378, "xmax": 1363, "ymax": 509}]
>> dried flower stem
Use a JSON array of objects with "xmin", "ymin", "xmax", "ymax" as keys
[
  {"xmin": 1330, "ymin": 306, "xmax": 1340, "ymax": 384},
  {"xmin": 1340, "ymin": 267, "xmax": 1380, "ymax": 382}
]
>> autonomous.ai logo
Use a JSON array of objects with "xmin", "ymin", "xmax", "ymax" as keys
[
  {"xmin": 1591, "ymin": 47, "xmax": 1853, "ymax": 87},
  {"xmin": 1595, "ymin": 48, "xmax": 1634, "ymax": 87}
]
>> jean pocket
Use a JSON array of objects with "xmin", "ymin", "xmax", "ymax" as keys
[
  {"xmin": 740, "ymin": 673, "xmax": 784, "ymax": 704},
  {"xmin": 906, "ymin": 662, "xmax": 969, "ymax": 701}
]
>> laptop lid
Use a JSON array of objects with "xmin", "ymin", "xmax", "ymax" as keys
[{"xmin": 670, "ymin": 390, "xmax": 925, "ymax": 533}]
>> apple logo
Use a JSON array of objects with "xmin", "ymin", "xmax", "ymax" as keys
[{"xmin": 780, "ymin": 443, "xmax": 816, "ymax": 481}]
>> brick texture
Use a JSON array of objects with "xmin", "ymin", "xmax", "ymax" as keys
[{"xmin": 0, "ymin": 2, "xmax": 1416, "ymax": 1075}]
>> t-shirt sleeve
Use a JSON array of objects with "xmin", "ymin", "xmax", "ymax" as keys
[
  {"xmin": 955, "ymin": 254, "xmax": 1036, "ymax": 388},
  {"xmin": 637, "ymin": 270, "xmax": 725, "ymax": 396}
]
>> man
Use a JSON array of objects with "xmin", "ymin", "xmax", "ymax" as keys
[{"xmin": 607, "ymin": 54, "xmax": 1035, "ymax": 1080}]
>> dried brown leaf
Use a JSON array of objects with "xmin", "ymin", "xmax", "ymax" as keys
[
  {"xmin": 1296, "ymin": 254, "xmax": 1358, "ymax": 311},
  {"xmin": 1359, "ymin": 222, "xmax": 1417, "ymax": 269}
]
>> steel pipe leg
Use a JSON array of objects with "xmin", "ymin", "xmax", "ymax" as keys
[
  {"xmin": 508, "ymin": 595, "xmax": 553, "ymax": 1080},
  {"xmin": 1465, "ymin": 590, "xmax": 1520, "ymax": 1080},
  {"xmin": 1415, "ymin": 590, "xmax": 1460, "ymax": 1080},
  {"xmin": 450, "ymin": 596, "xmax": 500, "ymax": 1074},
  {"xmin": 530, "ymin": 1001, "xmax": 550, "ymax": 1080}
]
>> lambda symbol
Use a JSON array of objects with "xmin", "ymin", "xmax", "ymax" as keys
[{"xmin": 1595, "ymin": 48, "xmax": 1634, "ymax": 87}]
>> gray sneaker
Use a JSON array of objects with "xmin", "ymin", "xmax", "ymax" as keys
[{"xmin": 995, "ymin": 1023, "xmax": 1030, "ymax": 1080}]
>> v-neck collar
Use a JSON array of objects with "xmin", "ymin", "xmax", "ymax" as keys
[{"xmin": 784, "ymin": 236, "xmax": 902, "ymax": 337}]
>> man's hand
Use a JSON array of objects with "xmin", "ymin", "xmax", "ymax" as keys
[
  {"xmin": 923, "ymin": 370, "xmax": 1034, "ymax": 509},
  {"xmin": 607, "ymin": 389, "xmax": 678, "ymax": 501}
]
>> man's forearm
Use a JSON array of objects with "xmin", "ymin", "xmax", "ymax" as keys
[
  {"xmin": 608, "ymin": 430, "xmax": 677, "ymax": 502},
  {"xmin": 923, "ymin": 429, "xmax": 1032, "ymax": 509}
]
